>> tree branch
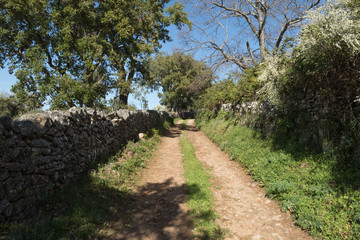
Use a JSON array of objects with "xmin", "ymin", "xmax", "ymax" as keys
[
  {"xmin": 210, "ymin": 0, "xmax": 259, "ymax": 36},
  {"xmin": 246, "ymin": 41, "xmax": 257, "ymax": 66},
  {"xmin": 274, "ymin": 0, "xmax": 321, "ymax": 50}
]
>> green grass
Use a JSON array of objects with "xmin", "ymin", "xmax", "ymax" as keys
[
  {"xmin": 1, "ymin": 120, "xmax": 172, "ymax": 240},
  {"xmin": 180, "ymin": 132, "xmax": 225, "ymax": 239},
  {"xmin": 174, "ymin": 117, "xmax": 183, "ymax": 123},
  {"xmin": 180, "ymin": 119, "xmax": 188, "ymax": 130},
  {"xmin": 196, "ymin": 113, "xmax": 360, "ymax": 239}
]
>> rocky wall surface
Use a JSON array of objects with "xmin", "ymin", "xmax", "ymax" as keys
[
  {"xmin": 220, "ymin": 95, "xmax": 336, "ymax": 152},
  {"xmin": 167, "ymin": 111, "xmax": 195, "ymax": 119},
  {"xmin": 221, "ymin": 101, "xmax": 276, "ymax": 128},
  {"xmin": 0, "ymin": 107, "xmax": 169, "ymax": 222}
]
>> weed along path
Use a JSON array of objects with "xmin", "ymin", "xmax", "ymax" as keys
[
  {"xmin": 102, "ymin": 120, "xmax": 193, "ymax": 239},
  {"xmin": 185, "ymin": 119, "xmax": 312, "ymax": 240},
  {"xmin": 102, "ymin": 119, "xmax": 312, "ymax": 239}
]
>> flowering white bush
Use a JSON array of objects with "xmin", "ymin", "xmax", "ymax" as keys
[
  {"xmin": 297, "ymin": 0, "xmax": 360, "ymax": 59},
  {"xmin": 258, "ymin": 55, "xmax": 288, "ymax": 105},
  {"xmin": 258, "ymin": 0, "xmax": 360, "ymax": 106}
]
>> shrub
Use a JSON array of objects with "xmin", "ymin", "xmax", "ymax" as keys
[{"xmin": 196, "ymin": 68, "xmax": 261, "ymax": 111}]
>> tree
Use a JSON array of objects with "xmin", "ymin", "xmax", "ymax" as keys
[
  {"xmin": 342, "ymin": 0, "xmax": 360, "ymax": 19},
  {"xmin": 133, "ymin": 84, "xmax": 149, "ymax": 110},
  {"xmin": 182, "ymin": 0, "xmax": 322, "ymax": 70},
  {"xmin": 98, "ymin": 0, "xmax": 191, "ymax": 105},
  {"xmin": 255, "ymin": 0, "xmax": 360, "ymax": 153},
  {"xmin": 147, "ymin": 52, "xmax": 213, "ymax": 111},
  {"xmin": 196, "ymin": 68, "xmax": 260, "ymax": 110},
  {"xmin": 0, "ymin": 0, "xmax": 190, "ymax": 109},
  {"xmin": 0, "ymin": 0, "xmax": 112, "ymax": 109},
  {"xmin": 0, "ymin": 92, "xmax": 27, "ymax": 117},
  {"xmin": 284, "ymin": 0, "xmax": 360, "ymax": 115}
]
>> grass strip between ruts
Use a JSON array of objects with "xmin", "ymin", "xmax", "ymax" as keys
[
  {"xmin": 180, "ymin": 119, "xmax": 188, "ymax": 130},
  {"xmin": 180, "ymin": 132, "xmax": 226, "ymax": 239}
]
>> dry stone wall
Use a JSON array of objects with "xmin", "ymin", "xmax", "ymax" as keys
[
  {"xmin": 167, "ymin": 111, "xmax": 195, "ymax": 119},
  {"xmin": 0, "ymin": 107, "xmax": 169, "ymax": 222},
  {"xmin": 220, "ymin": 94, "xmax": 338, "ymax": 152}
]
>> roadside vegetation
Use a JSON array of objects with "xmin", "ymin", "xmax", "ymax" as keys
[
  {"xmin": 180, "ymin": 119, "xmax": 188, "ymax": 130},
  {"xmin": 193, "ymin": 0, "xmax": 360, "ymax": 156},
  {"xmin": 196, "ymin": 113, "xmax": 360, "ymax": 239},
  {"xmin": 1, "ymin": 120, "xmax": 172, "ymax": 239},
  {"xmin": 180, "ymin": 131, "xmax": 225, "ymax": 239},
  {"xmin": 0, "ymin": 92, "xmax": 29, "ymax": 118}
]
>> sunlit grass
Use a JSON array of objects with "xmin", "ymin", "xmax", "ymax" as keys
[
  {"xmin": 196, "ymin": 114, "xmax": 360, "ymax": 239},
  {"xmin": 181, "ymin": 132, "xmax": 225, "ymax": 239}
]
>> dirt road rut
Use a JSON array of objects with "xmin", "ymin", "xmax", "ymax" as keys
[
  {"xmin": 104, "ymin": 120, "xmax": 311, "ymax": 239},
  {"xmin": 103, "ymin": 121, "xmax": 192, "ymax": 239},
  {"xmin": 186, "ymin": 119, "xmax": 311, "ymax": 240}
]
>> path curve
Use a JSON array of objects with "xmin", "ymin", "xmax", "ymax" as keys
[{"xmin": 186, "ymin": 119, "xmax": 312, "ymax": 240}]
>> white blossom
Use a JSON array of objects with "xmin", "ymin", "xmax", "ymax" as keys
[
  {"xmin": 258, "ymin": 55, "xmax": 288, "ymax": 105},
  {"xmin": 298, "ymin": 0, "xmax": 360, "ymax": 58}
]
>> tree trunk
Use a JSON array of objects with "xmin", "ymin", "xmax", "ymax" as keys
[{"xmin": 119, "ymin": 93, "xmax": 128, "ymax": 105}]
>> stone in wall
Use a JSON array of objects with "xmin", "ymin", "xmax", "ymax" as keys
[
  {"xmin": 0, "ymin": 108, "xmax": 169, "ymax": 222},
  {"xmin": 167, "ymin": 111, "xmax": 195, "ymax": 119},
  {"xmin": 220, "ymin": 94, "xmax": 336, "ymax": 153}
]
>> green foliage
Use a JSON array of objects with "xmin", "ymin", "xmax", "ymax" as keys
[
  {"xmin": 342, "ymin": 0, "xmax": 360, "ymax": 19},
  {"xmin": 196, "ymin": 113, "xmax": 360, "ymax": 239},
  {"xmin": 196, "ymin": 68, "xmax": 261, "ymax": 111},
  {"xmin": 181, "ymin": 133, "xmax": 225, "ymax": 239},
  {"xmin": 268, "ymin": 180, "xmax": 296, "ymax": 197},
  {"xmin": 0, "ymin": 0, "xmax": 190, "ymax": 109},
  {"xmin": 147, "ymin": 52, "xmax": 213, "ymax": 111},
  {"xmin": 0, "ymin": 92, "xmax": 27, "ymax": 117},
  {"xmin": 285, "ymin": 0, "xmax": 360, "ymax": 155},
  {"xmin": 196, "ymin": 79, "xmax": 237, "ymax": 111},
  {"xmin": 180, "ymin": 120, "xmax": 188, "ymax": 130}
]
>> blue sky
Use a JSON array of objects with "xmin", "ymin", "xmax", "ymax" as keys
[
  {"xmin": 129, "ymin": 24, "xmax": 186, "ymax": 110},
  {"xmin": 0, "ymin": 69, "xmax": 17, "ymax": 95}
]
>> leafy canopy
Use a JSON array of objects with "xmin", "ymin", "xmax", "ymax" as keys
[
  {"xmin": 147, "ymin": 52, "xmax": 213, "ymax": 111},
  {"xmin": 0, "ymin": 0, "xmax": 190, "ymax": 109}
]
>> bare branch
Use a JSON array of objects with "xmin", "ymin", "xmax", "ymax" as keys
[
  {"xmin": 210, "ymin": 0, "xmax": 259, "ymax": 36},
  {"xmin": 246, "ymin": 41, "xmax": 257, "ymax": 66},
  {"xmin": 183, "ymin": 0, "xmax": 323, "ymax": 71},
  {"xmin": 275, "ymin": 0, "xmax": 321, "ymax": 50}
]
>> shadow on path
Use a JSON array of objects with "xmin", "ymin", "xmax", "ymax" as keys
[
  {"xmin": 3, "ymin": 123, "xmax": 195, "ymax": 240},
  {"xmin": 104, "ymin": 178, "xmax": 193, "ymax": 240},
  {"xmin": 163, "ymin": 125, "xmax": 182, "ymax": 138}
]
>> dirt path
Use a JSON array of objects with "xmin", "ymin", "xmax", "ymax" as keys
[
  {"xmin": 186, "ymin": 119, "xmax": 312, "ymax": 240},
  {"xmin": 103, "ymin": 119, "xmax": 312, "ymax": 240},
  {"xmin": 102, "ymin": 121, "xmax": 193, "ymax": 239}
]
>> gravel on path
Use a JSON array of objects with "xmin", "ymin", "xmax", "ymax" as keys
[
  {"xmin": 186, "ymin": 119, "xmax": 312, "ymax": 240},
  {"xmin": 102, "ymin": 121, "xmax": 193, "ymax": 239}
]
